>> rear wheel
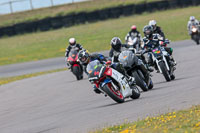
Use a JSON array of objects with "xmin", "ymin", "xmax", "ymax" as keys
[
  {"xmin": 132, "ymin": 70, "xmax": 148, "ymax": 91},
  {"xmin": 130, "ymin": 86, "xmax": 140, "ymax": 99},
  {"xmin": 159, "ymin": 61, "xmax": 171, "ymax": 82},
  {"xmin": 102, "ymin": 83, "xmax": 124, "ymax": 103}
]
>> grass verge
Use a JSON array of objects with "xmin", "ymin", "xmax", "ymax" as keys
[
  {"xmin": 92, "ymin": 105, "xmax": 200, "ymax": 133},
  {"xmin": 0, "ymin": 0, "xmax": 159, "ymax": 27},
  {"xmin": 0, "ymin": 6, "xmax": 199, "ymax": 66},
  {"xmin": 0, "ymin": 68, "xmax": 66, "ymax": 85}
]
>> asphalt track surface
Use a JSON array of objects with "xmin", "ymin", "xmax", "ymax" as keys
[{"xmin": 0, "ymin": 40, "xmax": 200, "ymax": 133}]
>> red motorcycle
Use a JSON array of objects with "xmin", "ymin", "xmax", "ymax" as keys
[{"xmin": 67, "ymin": 48, "xmax": 83, "ymax": 80}]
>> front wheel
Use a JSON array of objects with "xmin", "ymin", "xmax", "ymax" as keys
[
  {"xmin": 132, "ymin": 70, "xmax": 148, "ymax": 91},
  {"xmin": 102, "ymin": 83, "xmax": 124, "ymax": 103},
  {"xmin": 148, "ymin": 78, "xmax": 154, "ymax": 89},
  {"xmin": 72, "ymin": 65, "xmax": 83, "ymax": 80},
  {"xmin": 159, "ymin": 61, "xmax": 171, "ymax": 82},
  {"xmin": 193, "ymin": 34, "xmax": 200, "ymax": 45}
]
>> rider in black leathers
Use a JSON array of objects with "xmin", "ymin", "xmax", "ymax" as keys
[
  {"xmin": 142, "ymin": 25, "xmax": 176, "ymax": 70},
  {"xmin": 149, "ymin": 20, "xmax": 165, "ymax": 40}
]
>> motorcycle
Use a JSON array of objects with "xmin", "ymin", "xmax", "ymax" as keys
[
  {"xmin": 126, "ymin": 36, "xmax": 141, "ymax": 51},
  {"xmin": 191, "ymin": 25, "xmax": 200, "ymax": 45},
  {"xmin": 118, "ymin": 50, "xmax": 153, "ymax": 92},
  {"xmin": 87, "ymin": 60, "xmax": 140, "ymax": 103},
  {"xmin": 67, "ymin": 48, "xmax": 83, "ymax": 80},
  {"xmin": 149, "ymin": 45, "xmax": 175, "ymax": 82}
]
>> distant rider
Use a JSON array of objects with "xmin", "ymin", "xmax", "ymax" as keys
[
  {"xmin": 78, "ymin": 50, "xmax": 135, "ymax": 94},
  {"xmin": 65, "ymin": 38, "xmax": 84, "ymax": 68},
  {"xmin": 142, "ymin": 25, "xmax": 176, "ymax": 70},
  {"xmin": 149, "ymin": 20, "xmax": 165, "ymax": 40},
  {"xmin": 125, "ymin": 25, "xmax": 143, "ymax": 49}
]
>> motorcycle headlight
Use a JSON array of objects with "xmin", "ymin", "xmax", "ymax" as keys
[{"xmin": 192, "ymin": 28, "xmax": 197, "ymax": 32}]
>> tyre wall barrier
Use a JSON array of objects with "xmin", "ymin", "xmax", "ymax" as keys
[{"xmin": 0, "ymin": 0, "xmax": 199, "ymax": 38}]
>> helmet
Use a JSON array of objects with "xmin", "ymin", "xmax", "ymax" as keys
[
  {"xmin": 69, "ymin": 38, "xmax": 76, "ymax": 46},
  {"xmin": 190, "ymin": 16, "xmax": 195, "ymax": 21},
  {"xmin": 143, "ymin": 25, "xmax": 153, "ymax": 38},
  {"xmin": 110, "ymin": 37, "xmax": 122, "ymax": 52},
  {"xmin": 149, "ymin": 20, "xmax": 157, "ymax": 30},
  {"xmin": 131, "ymin": 25, "xmax": 137, "ymax": 31},
  {"xmin": 78, "ymin": 50, "xmax": 90, "ymax": 64}
]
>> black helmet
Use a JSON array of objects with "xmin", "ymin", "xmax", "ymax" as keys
[
  {"xmin": 78, "ymin": 50, "xmax": 90, "ymax": 64},
  {"xmin": 110, "ymin": 37, "xmax": 122, "ymax": 52},
  {"xmin": 69, "ymin": 38, "xmax": 76, "ymax": 46},
  {"xmin": 143, "ymin": 25, "xmax": 153, "ymax": 38}
]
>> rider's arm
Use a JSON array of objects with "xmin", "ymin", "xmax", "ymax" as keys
[
  {"xmin": 77, "ymin": 44, "xmax": 84, "ymax": 50},
  {"xmin": 157, "ymin": 27, "xmax": 165, "ymax": 40},
  {"xmin": 109, "ymin": 48, "xmax": 114, "ymax": 57},
  {"xmin": 65, "ymin": 46, "xmax": 71, "ymax": 57}
]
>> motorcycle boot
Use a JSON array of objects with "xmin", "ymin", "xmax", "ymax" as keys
[
  {"xmin": 169, "ymin": 55, "xmax": 177, "ymax": 66},
  {"xmin": 93, "ymin": 85, "xmax": 101, "ymax": 94},
  {"xmin": 124, "ymin": 75, "xmax": 136, "ymax": 86}
]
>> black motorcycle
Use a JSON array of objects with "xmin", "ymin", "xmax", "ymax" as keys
[
  {"xmin": 118, "ymin": 50, "xmax": 153, "ymax": 91},
  {"xmin": 191, "ymin": 25, "xmax": 200, "ymax": 45}
]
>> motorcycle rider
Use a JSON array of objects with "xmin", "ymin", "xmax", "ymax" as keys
[
  {"xmin": 125, "ymin": 25, "xmax": 143, "ymax": 49},
  {"xmin": 149, "ymin": 20, "xmax": 165, "ymax": 40},
  {"xmin": 78, "ymin": 50, "xmax": 135, "ymax": 94},
  {"xmin": 109, "ymin": 37, "xmax": 153, "ymax": 72},
  {"xmin": 187, "ymin": 16, "xmax": 200, "ymax": 41},
  {"xmin": 65, "ymin": 38, "xmax": 84, "ymax": 68},
  {"xmin": 109, "ymin": 37, "xmax": 129, "ymax": 63},
  {"xmin": 142, "ymin": 25, "xmax": 176, "ymax": 71}
]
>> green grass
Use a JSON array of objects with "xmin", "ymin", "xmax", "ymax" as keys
[
  {"xmin": 0, "ymin": 6, "xmax": 199, "ymax": 66},
  {"xmin": 0, "ymin": 0, "xmax": 160, "ymax": 27},
  {"xmin": 92, "ymin": 105, "xmax": 200, "ymax": 133},
  {"xmin": 0, "ymin": 68, "xmax": 66, "ymax": 85}
]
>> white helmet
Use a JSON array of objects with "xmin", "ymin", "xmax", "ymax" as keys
[
  {"xmin": 69, "ymin": 38, "xmax": 76, "ymax": 46},
  {"xmin": 149, "ymin": 20, "xmax": 157, "ymax": 30},
  {"xmin": 149, "ymin": 20, "xmax": 157, "ymax": 26},
  {"xmin": 190, "ymin": 16, "xmax": 195, "ymax": 21}
]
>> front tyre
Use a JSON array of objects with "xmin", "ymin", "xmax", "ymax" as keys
[
  {"xmin": 159, "ymin": 61, "xmax": 171, "ymax": 82},
  {"xmin": 72, "ymin": 65, "xmax": 83, "ymax": 80},
  {"xmin": 148, "ymin": 78, "xmax": 154, "ymax": 89},
  {"xmin": 102, "ymin": 83, "xmax": 124, "ymax": 103}
]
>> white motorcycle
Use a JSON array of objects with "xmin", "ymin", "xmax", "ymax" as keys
[{"xmin": 87, "ymin": 60, "xmax": 140, "ymax": 103}]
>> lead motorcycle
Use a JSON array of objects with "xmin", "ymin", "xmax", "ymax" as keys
[
  {"xmin": 148, "ymin": 44, "xmax": 175, "ymax": 82},
  {"xmin": 67, "ymin": 48, "xmax": 83, "ymax": 80},
  {"xmin": 87, "ymin": 60, "xmax": 140, "ymax": 103},
  {"xmin": 118, "ymin": 50, "xmax": 153, "ymax": 92}
]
